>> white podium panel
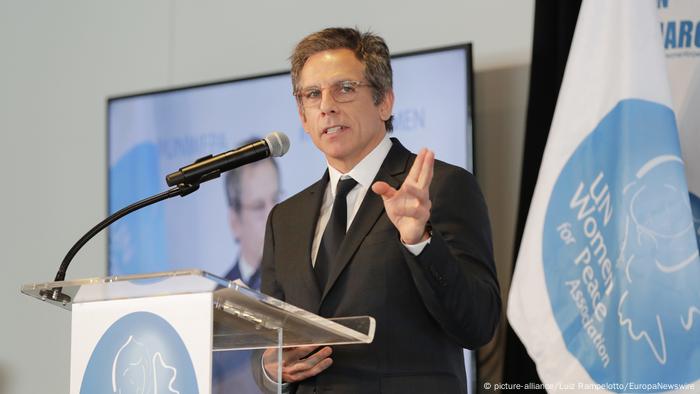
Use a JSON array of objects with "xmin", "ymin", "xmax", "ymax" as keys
[{"xmin": 71, "ymin": 292, "xmax": 212, "ymax": 394}]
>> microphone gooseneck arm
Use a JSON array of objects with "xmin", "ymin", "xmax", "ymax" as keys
[{"xmin": 51, "ymin": 183, "xmax": 199, "ymax": 284}]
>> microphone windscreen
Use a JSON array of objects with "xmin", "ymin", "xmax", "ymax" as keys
[{"xmin": 265, "ymin": 131, "xmax": 290, "ymax": 157}]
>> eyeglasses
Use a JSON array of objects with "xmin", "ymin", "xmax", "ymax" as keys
[
  {"xmin": 295, "ymin": 80, "xmax": 373, "ymax": 108},
  {"xmin": 237, "ymin": 190, "xmax": 282, "ymax": 212}
]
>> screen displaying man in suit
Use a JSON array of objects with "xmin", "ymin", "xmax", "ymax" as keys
[
  {"xmin": 257, "ymin": 27, "xmax": 501, "ymax": 394},
  {"xmin": 213, "ymin": 151, "xmax": 280, "ymax": 394},
  {"xmin": 223, "ymin": 151, "xmax": 281, "ymax": 288}
]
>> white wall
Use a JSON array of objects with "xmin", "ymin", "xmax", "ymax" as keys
[{"xmin": 0, "ymin": 1, "xmax": 533, "ymax": 392}]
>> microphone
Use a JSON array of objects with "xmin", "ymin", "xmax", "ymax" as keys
[
  {"xmin": 47, "ymin": 132, "xmax": 290, "ymax": 286},
  {"xmin": 165, "ymin": 131, "xmax": 290, "ymax": 187}
]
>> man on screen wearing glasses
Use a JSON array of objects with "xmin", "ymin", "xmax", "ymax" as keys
[
  {"xmin": 256, "ymin": 27, "xmax": 500, "ymax": 394},
  {"xmin": 213, "ymin": 149, "xmax": 281, "ymax": 394}
]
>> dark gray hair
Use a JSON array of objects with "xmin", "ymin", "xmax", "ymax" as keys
[{"xmin": 290, "ymin": 27, "xmax": 394, "ymax": 131}]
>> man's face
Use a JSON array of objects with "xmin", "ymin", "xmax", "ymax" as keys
[
  {"xmin": 298, "ymin": 48, "xmax": 394, "ymax": 173},
  {"xmin": 229, "ymin": 160, "xmax": 280, "ymax": 267}
]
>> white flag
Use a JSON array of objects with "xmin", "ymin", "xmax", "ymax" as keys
[{"xmin": 508, "ymin": 0, "xmax": 700, "ymax": 392}]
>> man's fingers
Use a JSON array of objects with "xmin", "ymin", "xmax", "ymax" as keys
[
  {"xmin": 283, "ymin": 345, "xmax": 321, "ymax": 363},
  {"xmin": 372, "ymin": 181, "xmax": 397, "ymax": 199},
  {"xmin": 263, "ymin": 345, "xmax": 335, "ymax": 383},
  {"xmin": 261, "ymin": 345, "xmax": 319, "ymax": 368},
  {"xmin": 300, "ymin": 346, "xmax": 332, "ymax": 366},
  {"xmin": 286, "ymin": 346, "xmax": 332, "ymax": 375},
  {"xmin": 390, "ymin": 202, "xmax": 430, "ymax": 220},
  {"xmin": 284, "ymin": 358, "xmax": 333, "ymax": 382},
  {"xmin": 281, "ymin": 346, "xmax": 333, "ymax": 383},
  {"xmin": 417, "ymin": 149, "xmax": 434, "ymax": 189},
  {"xmin": 399, "ymin": 183, "xmax": 428, "ymax": 201},
  {"xmin": 406, "ymin": 148, "xmax": 434, "ymax": 188},
  {"xmin": 374, "ymin": 181, "xmax": 427, "ymax": 201},
  {"xmin": 406, "ymin": 148, "xmax": 426, "ymax": 182}
]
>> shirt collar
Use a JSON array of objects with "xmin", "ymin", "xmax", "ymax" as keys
[{"xmin": 327, "ymin": 134, "xmax": 392, "ymax": 196}]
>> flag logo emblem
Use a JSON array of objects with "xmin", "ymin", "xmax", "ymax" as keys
[{"xmin": 543, "ymin": 99, "xmax": 700, "ymax": 386}]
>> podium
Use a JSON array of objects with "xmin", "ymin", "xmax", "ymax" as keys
[{"xmin": 22, "ymin": 270, "xmax": 375, "ymax": 393}]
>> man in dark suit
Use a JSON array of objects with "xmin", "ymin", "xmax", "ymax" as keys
[{"xmin": 257, "ymin": 27, "xmax": 500, "ymax": 393}]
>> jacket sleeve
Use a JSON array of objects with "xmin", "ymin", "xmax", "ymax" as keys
[
  {"xmin": 260, "ymin": 204, "xmax": 285, "ymax": 302},
  {"xmin": 400, "ymin": 164, "xmax": 501, "ymax": 349}
]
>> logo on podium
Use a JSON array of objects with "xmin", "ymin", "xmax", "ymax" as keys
[{"xmin": 80, "ymin": 311, "xmax": 199, "ymax": 394}]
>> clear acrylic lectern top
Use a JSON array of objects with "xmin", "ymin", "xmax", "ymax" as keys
[{"xmin": 21, "ymin": 269, "xmax": 375, "ymax": 351}]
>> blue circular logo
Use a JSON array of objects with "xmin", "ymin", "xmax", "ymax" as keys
[
  {"xmin": 543, "ymin": 99, "xmax": 700, "ymax": 391},
  {"xmin": 81, "ymin": 311, "xmax": 199, "ymax": 394}
]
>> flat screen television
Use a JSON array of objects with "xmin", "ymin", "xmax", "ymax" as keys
[{"xmin": 107, "ymin": 43, "xmax": 476, "ymax": 392}]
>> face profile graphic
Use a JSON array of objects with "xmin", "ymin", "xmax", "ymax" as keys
[
  {"xmin": 112, "ymin": 335, "xmax": 180, "ymax": 394},
  {"xmin": 617, "ymin": 154, "xmax": 700, "ymax": 365}
]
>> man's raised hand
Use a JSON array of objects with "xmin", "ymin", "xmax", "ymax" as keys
[{"xmin": 371, "ymin": 148, "xmax": 434, "ymax": 244}]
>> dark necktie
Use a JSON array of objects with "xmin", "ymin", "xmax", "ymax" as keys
[{"xmin": 315, "ymin": 177, "xmax": 358, "ymax": 291}]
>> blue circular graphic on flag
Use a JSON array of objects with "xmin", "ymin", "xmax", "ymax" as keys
[
  {"xmin": 543, "ymin": 99, "xmax": 700, "ymax": 391},
  {"xmin": 81, "ymin": 311, "xmax": 198, "ymax": 394}
]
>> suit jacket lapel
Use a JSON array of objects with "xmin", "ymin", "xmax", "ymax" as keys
[
  {"xmin": 297, "ymin": 172, "xmax": 328, "ymax": 310},
  {"xmin": 321, "ymin": 139, "xmax": 413, "ymax": 302}
]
